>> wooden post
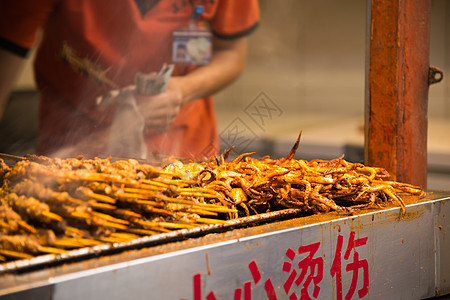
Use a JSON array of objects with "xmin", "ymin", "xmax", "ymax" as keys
[{"xmin": 365, "ymin": 0, "xmax": 431, "ymax": 189}]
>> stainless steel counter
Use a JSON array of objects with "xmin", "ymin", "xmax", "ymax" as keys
[{"xmin": 1, "ymin": 192, "xmax": 449, "ymax": 300}]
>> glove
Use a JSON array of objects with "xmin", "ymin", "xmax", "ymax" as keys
[
  {"xmin": 103, "ymin": 87, "xmax": 147, "ymax": 159},
  {"xmin": 96, "ymin": 64, "xmax": 174, "ymax": 159}
]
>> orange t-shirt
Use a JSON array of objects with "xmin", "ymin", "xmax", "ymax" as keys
[{"xmin": 0, "ymin": 0, "xmax": 259, "ymax": 159}]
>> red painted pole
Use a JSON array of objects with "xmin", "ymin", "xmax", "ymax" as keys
[{"xmin": 365, "ymin": 0, "xmax": 431, "ymax": 189}]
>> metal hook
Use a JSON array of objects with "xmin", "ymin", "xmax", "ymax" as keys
[{"xmin": 428, "ymin": 65, "xmax": 443, "ymax": 85}]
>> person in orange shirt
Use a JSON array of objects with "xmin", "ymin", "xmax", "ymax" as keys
[{"xmin": 0, "ymin": 0, "xmax": 259, "ymax": 159}]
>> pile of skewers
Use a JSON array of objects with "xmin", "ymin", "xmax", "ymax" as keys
[
  {"xmin": 0, "ymin": 135, "xmax": 424, "ymax": 261},
  {"xmin": 0, "ymin": 156, "xmax": 236, "ymax": 260}
]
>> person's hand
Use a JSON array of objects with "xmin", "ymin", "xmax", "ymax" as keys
[{"xmin": 135, "ymin": 77, "xmax": 185, "ymax": 133}]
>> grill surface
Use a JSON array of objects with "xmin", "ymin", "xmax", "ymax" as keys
[{"xmin": 0, "ymin": 208, "xmax": 306, "ymax": 274}]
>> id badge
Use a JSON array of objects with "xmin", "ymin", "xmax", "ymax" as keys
[{"xmin": 172, "ymin": 26, "xmax": 212, "ymax": 65}]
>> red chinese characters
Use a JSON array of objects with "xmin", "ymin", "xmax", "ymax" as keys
[
  {"xmin": 283, "ymin": 231, "xmax": 369, "ymax": 299},
  {"xmin": 182, "ymin": 230, "xmax": 369, "ymax": 300},
  {"xmin": 331, "ymin": 231, "xmax": 369, "ymax": 300},
  {"xmin": 282, "ymin": 242, "xmax": 324, "ymax": 299},
  {"xmin": 183, "ymin": 260, "xmax": 277, "ymax": 300}
]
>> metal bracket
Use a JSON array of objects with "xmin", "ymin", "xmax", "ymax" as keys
[{"xmin": 429, "ymin": 65, "xmax": 443, "ymax": 85}]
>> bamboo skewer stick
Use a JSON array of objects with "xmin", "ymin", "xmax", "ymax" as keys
[
  {"xmin": 18, "ymin": 221, "xmax": 38, "ymax": 234},
  {"xmin": 89, "ymin": 202, "xmax": 117, "ymax": 210},
  {"xmin": 59, "ymin": 42, "xmax": 119, "ymax": 89},
  {"xmin": 98, "ymin": 237, "xmax": 130, "ymax": 244},
  {"xmin": 89, "ymin": 193, "xmax": 116, "ymax": 204},
  {"xmin": 53, "ymin": 238, "xmax": 93, "ymax": 248},
  {"xmin": 143, "ymin": 178, "xmax": 198, "ymax": 186},
  {"xmin": 126, "ymin": 219, "xmax": 171, "ymax": 233},
  {"xmin": 195, "ymin": 218, "xmax": 230, "ymax": 225},
  {"xmin": 115, "ymin": 190, "xmax": 236, "ymax": 212},
  {"xmin": 182, "ymin": 208, "xmax": 217, "ymax": 216},
  {"xmin": 68, "ymin": 211, "xmax": 128, "ymax": 230},
  {"xmin": 42, "ymin": 211, "xmax": 63, "ymax": 222},
  {"xmin": 156, "ymin": 222, "xmax": 197, "ymax": 229},
  {"xmin": 91, "ymin": 212, "xmax": 129, "ymax": 225},
  {"xmin": 38, "ymin": 246, "xmax": 68, "ymax": 255},
  {"xmin": 0, "ymin": 249, "xmax": 34, "ymax": 259},
  {"xmin": 109, "ymin": 232, "xmax": 140, "ymax": 240},
  {"xmin": 113, "ymin": 209, "xmax": 143, "ymax": 219},
  {"xmin": 126, "ymin": 228, "xmax": 160, "ymax": 236},
  {"xmin": 102, "ymin": 222, "xmax": 128, "ymax": 230}
]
